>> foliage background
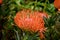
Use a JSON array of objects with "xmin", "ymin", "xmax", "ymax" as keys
[{"xmin": 0, "ymin": 0, "xmax": 60, "ymax": 40}]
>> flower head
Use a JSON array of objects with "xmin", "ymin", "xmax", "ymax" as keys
[
  {"xmin": 0, "ymin": 0, "xmax": 2, "ymax": 4},
  {"xmin": 14, "ymin": 9, "xmax": 48, "ymax": 39},
  {"xmin": 54, "ymin": 0, "xmax": 60, "ymax": 9}
]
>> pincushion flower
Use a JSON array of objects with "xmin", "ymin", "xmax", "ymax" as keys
[
  {"xmin": 54, "ymin": 0, "xmax": 60, "ymax": 10},
  {"xmin": 0, "ymin": 0, "xmax": 2, "ymax": 4},
  {"xmin": 14, "ymin": 9, "xmax": 48, "ymax": 39}
]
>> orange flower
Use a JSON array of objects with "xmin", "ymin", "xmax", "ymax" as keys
[
  {"xmin": 54, "ymin": 0, "xmax": 60, "ymax": 9},
  {"xmin": 0, "ymin": 0, "xmax": 2, "ymax": 4},
  {"xmin": 14, "ymin": 9, "xmax": 48, "ymax": 39}
]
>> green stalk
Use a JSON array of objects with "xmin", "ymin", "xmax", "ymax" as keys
[
  {"xmin": 34, "ymin": 0, "xmax": 37, "ymax": 10},
  {"xmin": 14, "ymin": 29, "xmax": 20, "ymax": 40},
  {"xmin": 43, "ymin": 0, "xmax": 48, "ymax": 12}
]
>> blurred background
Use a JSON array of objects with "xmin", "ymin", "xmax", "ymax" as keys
[{"xmin": 0, "ymin": 0, "xmax": 60, "ymax": 40}]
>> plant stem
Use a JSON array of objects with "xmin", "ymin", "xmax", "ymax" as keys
[
  {"xmin": 43, "ymin": 0, "xmax": 48, "ymax": 12},
  {"xmin": 14, "ymin": 29, "xmax": 20, "ymax": 40}
]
